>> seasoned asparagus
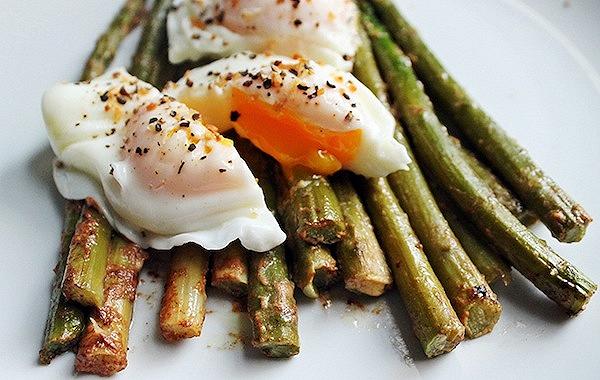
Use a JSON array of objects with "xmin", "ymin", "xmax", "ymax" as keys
[
  {"xmin": 282, "ymin": 168, "xmax": 346, "ymax": 245},
  {"xmin": 40, "ymin": 303, "xmax": 86, "ymax": 365},
  {"xmin": 353, "ymin": 22, "xmax": 501, "ymax": 337},
  {"xmin": 81, "ymin": 0, "xmax": 146, "ymax": 81},
  {"xmin": 76, "ymin": 235, "xmax": 147, "ymax": 376},
  {"xmin": 62, "ymin": 203, "xmax": 112, "ymax": 308},
  {"xmin": 430, "ymin": 183, "xmax": 512, "ymax": 286},
  {"xmin": 159, "ymin": 244, "xmax": 210, "ymax": 341},
  {"xmin": 130, "ymin": 0, "xmax": 171, "ymax": 86},
  {"xmin": 39, "ymin": 202, "xmax": 86, "ymax": 365},
  {"xmin": 331, "ymin": 173, "xmax": 392, "ymax": 296},
  {"xmin": 281, "ymin": 201, "xmax": 338, "ymax": 299},
  {"xmin": 360, "ymin": 177, "xmax": 464, "ymax": 357},
  {"xmin": 41, "ymin": 1, "xmax": 146, "ymax": 362},
  {"xmin": 234, "ymin": 137, "xmax": 300, "ymax": 357},
  {"xmin": 369, "ymin": 0, "xmax": 591, "ymax": 243},
  {"xmin": 354, "ymin": 24, "xmax": 389, "ymax": 105},
  {"xmin": 449, "ymin": 135, "xmax": 537, "ymax": 226},
  {"xmin": 211, "ymin": 242, "xmax": 249, "ymax": 298},
  {"xmin": 362, "ymin": 4, "xmax": 596, "ymax": 314},
  {"xmin": 247, "ymin": 247, "xmax": 300, "ymax": 358}
]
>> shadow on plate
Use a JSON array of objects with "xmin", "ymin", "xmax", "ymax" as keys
[{"xmin": 494, "ymin": 271, "xmax": 570, "ymax": 324}]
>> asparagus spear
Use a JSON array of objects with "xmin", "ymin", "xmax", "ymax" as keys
[
  {"xmin": 159, "ymin": 244, "xmax": 210, "ymax": 342},
  {"xmin": 281, "ymin": 200, "xmax": 338, "ymax": 299},
  {"xmin": 361, "ymin": 4, "xmax": 597, "ymax": 314},
  {"xmin": 62, "ymin": 204, "xmax": 112, "ymax": 308},
  {"xmin": 39, "ymin": 303, "xmax": 86, "ymax": 365},
  {"xmin": 368, "ymin": 0, "xmax": 591, "ymax": 243},
  {"xmin": 211, "ymin": 242, "xmax": 249, "ymax": 298},
  {"xmin": 247, "ymin": 247, "xmax": 300, "ymax": 358},
  {"xmin": 445, "ymin": 130, "xmax": 537, "ymax": 225},
  {"xmin": 130, "ymin": 0, "xmax": 172, "ymax": 86},
  {"xmin": 41, "ymin": 1, "xmax": 147, "ymax": 363},
  {"xmin": 81, "ymin": 0, "xmax": 146, "ymax": 81},
  {"xmin": 39, "ymin": 201, "xmax": 86, "ymax": 364},
  {"xmin": 233, "ymin": 137, "xmax": 300, "ymax": 357},
  {"xmin": 354, "ymin": 24, "xmax": 389, "ymax": 105},
  {"xmin": 76, "ymin": 235, "xmax": 147, "ymax": 376},
  {"xmin": 353, "ymin": 22, "xmax": 501, "ymax": 337},
  {"xmin": 331, "ymin": 173, "xmax": 393, "ymax": 296},
  {"xmin": 359, "ymin": 177, "xmax": 465, "ymax": 357},
  {"xmin": 282, "ymin": 168, "xmax": 346, "ymax": 245},
  {"xmin": 430, "ymin": 183, "xmax": 512, "ymax": 286}
]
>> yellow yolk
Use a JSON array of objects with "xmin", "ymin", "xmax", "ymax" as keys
[{"xmin": 231, "ymin": 89, "xmax": 362, "ymax": 175}]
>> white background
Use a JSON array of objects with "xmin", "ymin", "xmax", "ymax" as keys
[{"xmin": 0, "ymin": 1, "xmax": 599, "ymax": 379}]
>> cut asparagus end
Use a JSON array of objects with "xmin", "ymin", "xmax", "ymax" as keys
[
  {"xmin": 159, "ymin": 244, "xmax": 210, "ymax": 341},
  {"xmin": 284, "ymin": 170, "xmax": 346, "ymax": 245},
  {"xmin": 422, "ymin": 332, "xmax": 458, "ymax": 358},
  {"xmin": 62, "ymin": 204, "xmax": 112, "ymax": 308},
  {"xmin": 291, "ymin": 241, "xmax": 338, "ymax": 299},
  {"xmin": 211, "ymin": 242, "xmax": 249, "ymax": 298},
  {"xmin": 463, "ymin": 300, "xmax": 502, "ymax": 338}
]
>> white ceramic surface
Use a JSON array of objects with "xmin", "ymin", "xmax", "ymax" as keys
[{"xmin": 1, "ymin": 1, "xmax": 599, "ymax": 379}]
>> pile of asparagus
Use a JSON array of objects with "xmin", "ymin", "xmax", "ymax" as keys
[{"xmin": 39, "ymin": 0, "xmax": 596, "ymax": 375}]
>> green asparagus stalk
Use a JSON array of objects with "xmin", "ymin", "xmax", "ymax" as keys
[
  {"xmin": 233, "ymin": 137, "xmax": 300, "ymax": 357},
  {"xmin": 247, "ymin": 247, "xmax": 300, "ymax": 358},
  {"xmin": 211, "ymin": 242, "xmax": 249, "ymax": 298},
  {"xmin": 355, "ymin": 7, "xmax": 531, "ymax": 230},
  {"xmin": 62, "ymin": 204, "xmax": 112, "ymax": 308},
  {"xmin": 130, "ymin": 0, "xmax": 172, "ymax": 86},
  {"xmin": 448, "ymin": 133, "xmax": 537, "ymax": 226},
  {"xmin": 360, "ymin": 177, "xmax": 465, "ymax": 357},
  {"xmin": 282, "ymin": 168, "xmax": 346, "ymax": 245},
  {"xmin": 331, "ymin": 173, "xmax": 393, "ymax": 296},
  {"xmin": 39, "ymin": 303, "xmax": 86, "ymax": 365},
  {"xmin": 434, "ymin": 97, "xmax": 537, "ymax": 226},
  {"xmin": 362, "ymin": 4, "xmax": 596, "ymax": 314},
  {"xmin": 353, "ymin": 22, "xmax": 501, "ymax": 337},
  {"xmin": 76, "ymin": 235, "xmax": 147, "ymax": 376},
  {"xmin": 430, "ymin": 183, "xmax": 512, "ymax": 286},
  {"xmin": 159, "ymin": 244, "xmax": 210, "ymax": 341},
  {"xmin": 369, "ymin": 0, "xmax": 591, "ymax": 243},
  {"xmin": 81, "ymin": 0, "xmax": 146, "ymax": 81},
  {"xmin": 354, "ymin": 24, "xmax": 389, "ymax": 106},
  {"xmin": 387, "ymin": 132, "xmax": 501, "ymax": 338},
  {"xmin": 39, "ymin": 201, "xmax": 86, "ymax": 364},
  {"xmin": 281, "ymin": 201, "xmax": 338, "ymax": 299}
]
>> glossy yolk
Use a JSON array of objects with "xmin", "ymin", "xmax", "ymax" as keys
[{"xmin": 231, "ymin": 89, "xmax": 362, "ymax": 175}]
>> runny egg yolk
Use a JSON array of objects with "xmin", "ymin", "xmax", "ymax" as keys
[{"xmin": 231, "ymin": 89, "xmax": 362, "ymax": 175}]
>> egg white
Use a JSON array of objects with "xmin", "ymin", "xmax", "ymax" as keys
[
  {"xmin": 167, "ymin": 0, "xmax": 360, "ymax": 71},
  {"xmin": 43, "ymin": 68, "xmax": 286, "ymax": 251},
  {"xmin": 164, "ymin": 53, "xmax": 410, "ymax": 177}
]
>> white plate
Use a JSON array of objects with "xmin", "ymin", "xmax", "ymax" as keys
[{"xmin": 1, "ymin": 1, "xmax": 599, "ymax": 379}]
